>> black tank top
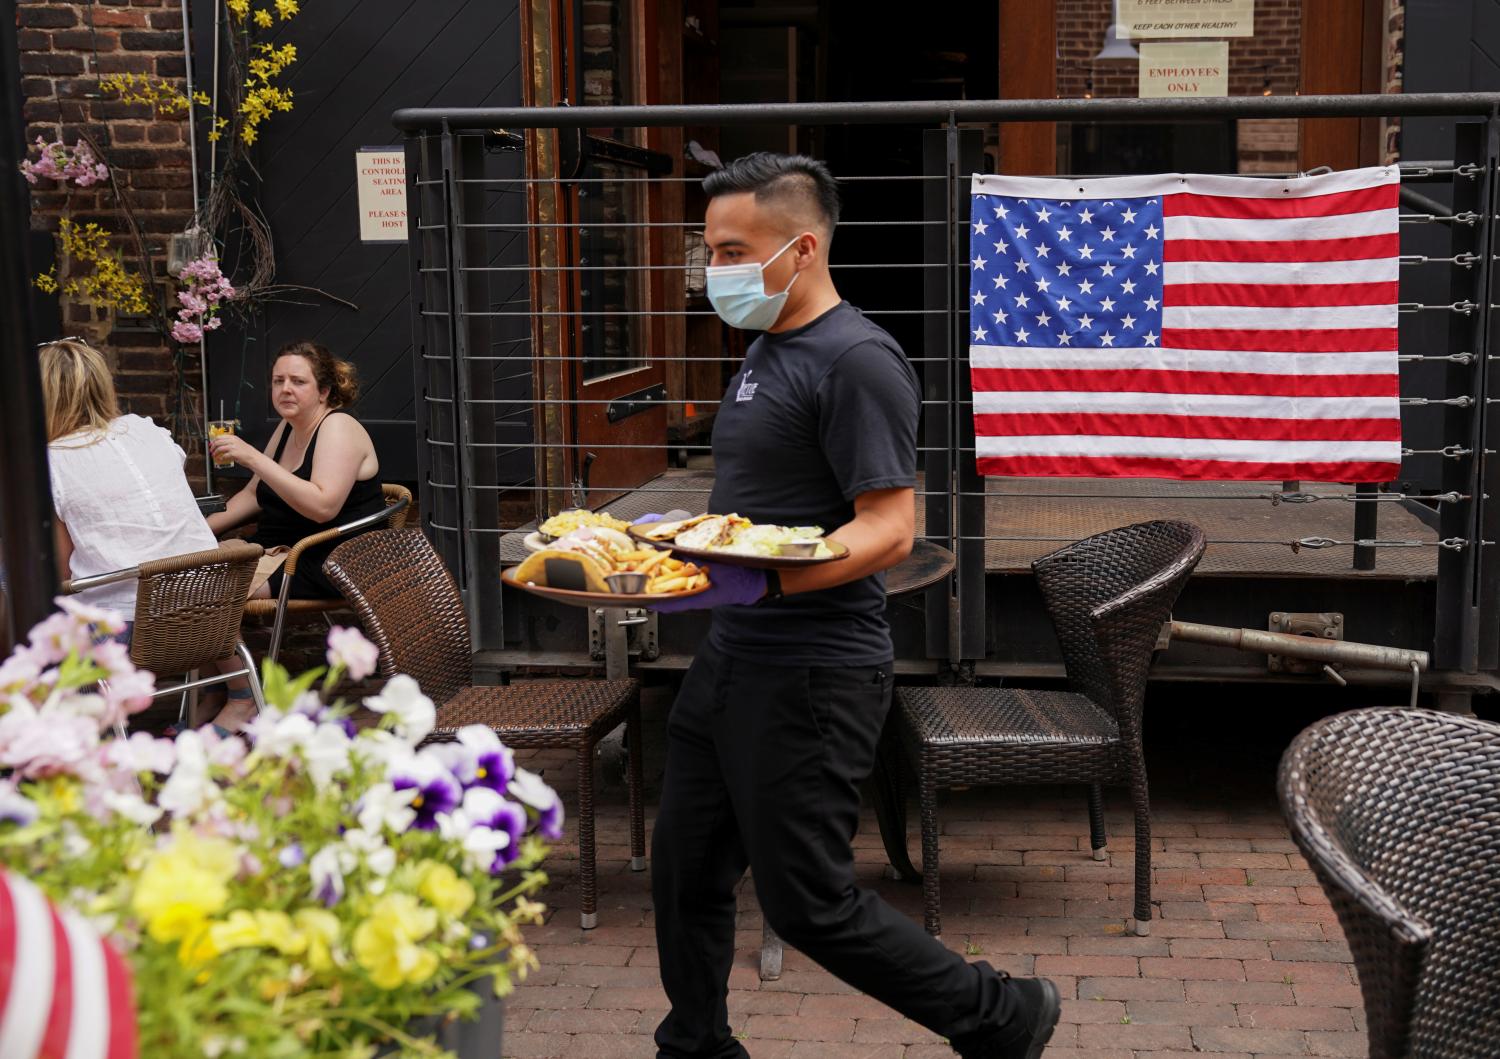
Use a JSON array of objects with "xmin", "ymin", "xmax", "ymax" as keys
[{"xmin": 252, "ymin": 410, "xmax": 385, "ymax": 547}]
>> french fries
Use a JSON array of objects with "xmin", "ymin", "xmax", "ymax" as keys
[{"xmin": 643, "ymin": 555, "xmax": 708, "ymax": 594}]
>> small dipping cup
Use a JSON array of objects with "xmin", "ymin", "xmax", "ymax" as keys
[
  {"xmin": 605, "ymin": 571, "xmax": 648, "ymax": 594},
  {"xmin": 777, "ymin": 540, "xmax": 820, "ymax": 558}
]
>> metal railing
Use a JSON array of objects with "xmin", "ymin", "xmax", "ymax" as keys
[{"xmin": 396, "ymin": 94, "xmax": 1500, "ymax": 681}]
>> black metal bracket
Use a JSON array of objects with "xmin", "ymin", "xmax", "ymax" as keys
[{"xmin": 607, "ymin": 383, "xmax": 668, "ymax": 423}]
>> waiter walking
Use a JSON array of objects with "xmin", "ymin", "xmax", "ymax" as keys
[{"xmin": 648, "ymin": 153, "xmax": 1060, "ymax": 1059}]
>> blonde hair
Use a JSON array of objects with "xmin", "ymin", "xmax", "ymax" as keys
[{"xmin": 39, "ymin": 339, "xmax": 120, "ymax": 443}]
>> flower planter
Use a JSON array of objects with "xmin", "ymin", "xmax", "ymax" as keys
[{"xmin": 396, "ymin": 987, "xmax": 505, "ymax": 1058}]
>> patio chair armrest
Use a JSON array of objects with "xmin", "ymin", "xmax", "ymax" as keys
[
  {"xmin": 282, "ymin": 497, "xmax": 410, "ymax": 577},
  {"xmin": 61, "ymin": 565, "xmax": 142, "ymax": 595}
]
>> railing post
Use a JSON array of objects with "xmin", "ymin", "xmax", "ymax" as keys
[
  {"xmin": 443, "ymin": 131, "xmax": 504, "ymax": 653},
  {"xmin": 921, "ymin": 129, "xmax": 954, "ymax": 662},
  {"xmin": 951, "ymin": 123, "xmax": 988, "ymax": 663},
  {"xmin": 1435, "ymin": 117, "xmax": 1499, "ymax": 672}
]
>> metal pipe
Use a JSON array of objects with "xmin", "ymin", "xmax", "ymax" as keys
[
  {"xmin": 394, "ymin": 92, "xmax": 1500, "ymax": 131},
  {"xmin": 0, "ymin": 8, "xmax": 59, "ymax": 649},
  {"xmin": 1167, "ymin": 619, "xmax": 1430, "ymax": 672}
]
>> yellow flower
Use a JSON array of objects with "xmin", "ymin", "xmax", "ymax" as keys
[
  {"xmin": 416, "ymin": 862, "xmax": 474, "ymax": 919},
  {"xmin": 352, "ymin": 894, "xmax": 438, "ymax": 989},
  {"xmin": 254, "ymin": 910, "xmax": 305, "ymax": 956},
  {"xmin": 226, "ymin": 0, "xmax": 249, "ymax": 18},
  {"xmin": 253, "ymin": 8, "xmax": 272, "ymax": 27},
  {"xmin": 275, "ymin": 0, "xmax": 298, "ymax": 18},
  {"xmin": 193, "ymin": 90, "xmax": 211, "ymax": 106},
  {"xmin": 206, "ymin": 909, "xmax": 262, "ymax": 954},
  {"xmin": 294, "ymin": 908, "xmax": 341, "ymax": 972},
  {"xmin": 132, "ymin": 831, "xmax": 239, "ymax": 946}
]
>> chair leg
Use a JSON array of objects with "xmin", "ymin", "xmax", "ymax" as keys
[
  {"xmin": 919, "ymin": 767, "xmax": 942, "ymax": 938},
  {"xmin": 177, "ymin": 669, "xmax": 199, "ymax": 726},
  {"xmin": 1087, "ymin": 783, "xmax": 1108, "ymax": 861},
  {"xmin": 235, "ymin": 642, "xmax": 267, "ymax": 711},
  {"xmin": 577, "ymin": 742, "xmax": 598, "ymax": 930},
  {"xmin": 1130, "ymin": 768, "xmax": 1153, "ymax": 936},
  {"xmin": 626, "ymin": 700, "xmax": 646, "ymax": 872}
]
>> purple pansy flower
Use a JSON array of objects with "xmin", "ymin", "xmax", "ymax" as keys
[
  {"xmin": 456, "ymin": 725, "xmax": 515, "ymax": 793},
  {"xmin": 390, "ymin": 754, "xmax": 461, "ymax": 831}
]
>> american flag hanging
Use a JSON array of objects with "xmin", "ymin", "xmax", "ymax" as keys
[
  {"xmin": 0, "ymin": 870, "xmax": 138, "ymax": 1059},
  {"xmin": 967, "ymin": 167, "xmax": 1402, "ymax": 481}
]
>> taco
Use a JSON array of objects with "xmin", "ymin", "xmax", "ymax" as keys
[{"xmin": 511, "ymin": 548, "xmax": 612, "ymax": 593}]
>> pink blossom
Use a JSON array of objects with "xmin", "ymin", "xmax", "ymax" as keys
[
  {"xmin": 56, "ymin": 596, "xmax": 127, "ymax": 635},
  {"xmin": 0, "ymin": 709, "xmax": 99, "ymax": 779},
  {"xmin": 326, "ymin": 626, "xmax": 380, "ymax": 682},
  {"xmin": 177, "ymin": 290, "xmax": 208, "ymax": 314},
  {"xmin": 171, "ymin": 320, "xmax": 204, "ymax": 344},
  {"xmin": 103, "ymin": 731, "xmax": 176, "ymax": 774},
  {"xmin": 26, "ymin": 612, "xmax": 92, "ymax": 665}
]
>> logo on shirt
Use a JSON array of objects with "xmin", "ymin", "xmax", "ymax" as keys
[{"xmin": 735, "ymin": 370, "xmax": 759, "ymax": 403}]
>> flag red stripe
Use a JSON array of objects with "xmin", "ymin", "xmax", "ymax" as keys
[
  {"xmin": 975, "ymin": 454, "xmax": 1399, "ymax": 482},
  {"xmin": 0, "ymin": 875, "xmax": 17, "ymax": 1032},
  {"xmin": 1165, "ymin": 234, "xmax": 1398, "ymax": 263},
  {"xmin": 1167, "ymin": 281, "xmax": 1398, "ymax": 307},
  {"xmin": 969, "ymin": 367, "xmax": 1399, "ymax": 398},
  {"xmin": 40, "ymin": 906, "xmax": 71, "ymax": 1059},
  {"xmin": 1164, "ymin": 183, "xmax": 1397, "ymax": 219},
  {"xmin": 972, "ymin": 412, "xmax": 1401, "ymax": 442},
  {"xmin": 102, "ymin": 943, "xmax": 137, "ymax": 1059},
  {"xmin": 1162, "ymin": 327, "xmax": 1397, "ymax": 353}
]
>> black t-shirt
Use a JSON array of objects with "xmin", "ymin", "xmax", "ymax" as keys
[{"xmin": 707, "ymin": 301, "xmax": 921, "ymax": 667}]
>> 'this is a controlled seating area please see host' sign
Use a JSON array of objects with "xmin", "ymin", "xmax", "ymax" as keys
[{"xmin": 356, "ymin": 147, "xmax": 408, "ymax": 243}]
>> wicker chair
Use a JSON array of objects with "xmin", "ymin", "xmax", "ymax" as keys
[
  {"xmin": 323, "ymin": 529, "xmax": 644, "ymax": 930},
  {"xmin": 893, "ymin": 520, "xmax": 1205, "ymax": 937},
  {"xmin": 62, "ymin": 539, "xmax": 267, "ymax": 720},
  {"xmin": 242, "ymin": 483, "xmax": 411, "ymax": 663},
  {"xmin": 1279, "ymin": 708, "xmax": 1500, "ymax": 1058}
]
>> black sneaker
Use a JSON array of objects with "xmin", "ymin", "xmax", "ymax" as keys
[{"xmin": 965, "ymin": 977, "xmax": 1060, "ymax": 1059}]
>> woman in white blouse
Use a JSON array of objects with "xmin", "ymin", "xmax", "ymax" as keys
[{"xmin": 41, "ymin": 339, "xmax": 219, "ymax": 636}]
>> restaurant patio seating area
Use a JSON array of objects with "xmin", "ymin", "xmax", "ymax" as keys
[{"xmin": 501, "ymin": 685, "xmax": 1377, "ymax": 1059}]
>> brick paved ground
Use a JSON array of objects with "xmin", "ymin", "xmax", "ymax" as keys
[{"xmin": 502, "ymin": 689, "xmax": 1372, "ymax": 1059}]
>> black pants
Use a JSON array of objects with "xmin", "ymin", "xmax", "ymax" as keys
[{"xmin": 652, "ymin": 643, "xmax": 1020, "ymax": 1058}]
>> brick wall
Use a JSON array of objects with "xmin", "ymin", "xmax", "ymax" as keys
[
  {"xmin": 1056, "ymin": 0, "xmax": 1303, "ymax": 173},
  {"xmin": 17, "ymin": 0, "xmax": 201, "ymax": 477},
  {"xmin": 1382, "ymin": 0, "xmax": 1404, "ymax": 163}
]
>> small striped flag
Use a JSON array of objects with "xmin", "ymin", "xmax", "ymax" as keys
[
  {"xmin": 0, "ymin": 870, "xmax": 137, "ymax": 1059},
  {"xmin": 967, "ymin": 166, "xmax": 1401, "ymax": 481}
]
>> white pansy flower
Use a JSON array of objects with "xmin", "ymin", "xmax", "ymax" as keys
[
  {"xmin": 362, "ymin": 674, "xmax": 436, "ymax": 745},
  {"xmin": 102, "ymin": 790, "xmax": 163, "ymax": 827},
  {"xmin": 508, "ymin": 766, "xmax": 560, "ymax": 812},
  {"xmin": 342, "ymin": 827, "xmax": 395, "ymax": 877},
  {"xmin": 299, "ymin": 722, "xmax": 353, "ymax": 790},
  {"xmin": 356, "ymin": 781, "xmax": 418, "ymax": 835}
]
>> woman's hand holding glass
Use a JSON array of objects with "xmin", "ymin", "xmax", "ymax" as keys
[{"xmin": 209, "ymin": 432, "xmax": 259, "ymax": 471}]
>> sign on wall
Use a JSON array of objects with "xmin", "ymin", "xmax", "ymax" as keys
[
  {"xmin": 1138, "ymin": 41, "xmax": 1230, "ymax": 98},
  {"xmin": 1121, "ymin": 0, "xmax": 1254, "ymax": 38},
  {"xmin": 355, "ymin": 147, "xmax": 408, "ymax": 243}
]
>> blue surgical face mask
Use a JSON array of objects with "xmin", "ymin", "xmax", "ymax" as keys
[{"xmin": 705, "ymin": 236, "xmax": 802, "ymax": 331}]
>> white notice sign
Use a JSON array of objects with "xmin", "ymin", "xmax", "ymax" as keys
[
  {"xmin": 356, "ymin": 147, "xmax": 407, "ymax": 243},
  {"xmin": 1121, "ymin": 0, "xmax": 1253, "ymax": 38},
  {"xmin": 1138, "ymin": 41, "xmax": 1230, "ymax": 98}
]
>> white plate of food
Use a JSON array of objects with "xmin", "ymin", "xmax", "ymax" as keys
[
  {"xmin": 503, "ymin": 525, "xmax": 712, "ymax": 605},
  {"xmin": 629, "ymin": 514, "xmax": 849, "ymax": 570}
]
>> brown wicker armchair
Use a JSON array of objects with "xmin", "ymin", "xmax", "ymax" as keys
[
  {"xmin": 322, "ymin": 529, "xmax": 644, "ymax": 930},
  {"xmin": 62, "ymin": 539, "xmax": 267, "ymax": 722},
  {"xmin": 1279, "ymin": 708, "xmax": 1500, "ymax": 1058},
  {"xmin": 893, "ymin": 520, "xmax": 1205, "ymax": 937},
  {"xmin": 242, "ymin": 483, "xmax": 411, "ymax": 663}
]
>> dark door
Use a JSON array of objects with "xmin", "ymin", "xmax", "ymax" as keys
[{"xmin": 198, "ymin": 0, "xmax": 525, "ymax": 481}]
